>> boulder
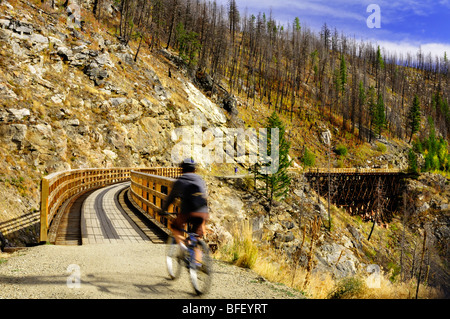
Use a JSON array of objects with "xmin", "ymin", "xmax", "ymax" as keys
[
  {"xmin": 0, "ymin": 19, "xmax": 10, "ymax": 29},
  {"xmin": 84, "ymin": 63, "xmax": 109, "ymax": 85},
  {"xmin": 51, "ymin": 94, "xmax": 64, "ymax": 104},
  {"xmin": 222, "ymin": 94, "xmax": 238, "ymax": 115},
  {"xmin": 418, "ymin": 202, "xmax": 430, "ymax": 213},
  {"xmin": 30, "ymin": 33, "xmax": 48, "ymax": 45},
  {"xmin": 57, "ymin": 46, "xmax": 74, "ymax": 61},
  {"xmin": 14, "ymin": 25, "xmax": 32, "ymax": 35},
  {"xmin": 195, "ymin": 70, "xmax": 213, "ymax": 92},
  {"xmin": 34, "ymin": 124, "xmax": 53, "ymax": 137},
  {"xmin": 103, "ymin": 149, "xmax": 118, "ymax": 160},
  {"xmin": 66, "ymin": 118, "xmax": 80, "ymax": 126},
  {"xmin": 109, "ymin": 97, "xmax": 127, "ymax": 107},
  {"xmin": 2, "ymin": 124, "xmax": 28, "ymax": 149},
  {"xmin": 315, "ymin": 243, "xmax": 359, "ymax": 279},
  {"xmin": 274, "ymin": 230, "xmax": 295, "ymax": 243},
  {"xmin": 7, "ymin": 108, "xmax": 30, "ymax": 120},
  {"xmin": 0, "ymin": 83, "xmax": 18, "ymax": 99},
  {"xmin": 94, "ymin": 52, "xmax": 114, "ymax": 68}
]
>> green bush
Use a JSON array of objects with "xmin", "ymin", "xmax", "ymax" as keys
[
  {"xmin": 376, "ymin": 142, "xmax": 387, "ymax": 153},
  {"xmin": 412, "ymin": 140, "xmax": 423, "ymax": 154},
  {"xmin": 408, "ymin": 148, "xmax": 419, "ymax": 174},
  {"xmin": 300, "ymin": 147, "xmax": 315, "ymax": 167},
  {"xmin": 328, "ymin": 277, "xmax": 365, "ymax": 299},
  {"xmin": 335, "ymin": 144, "xmax": 348, "ymax": 157}
]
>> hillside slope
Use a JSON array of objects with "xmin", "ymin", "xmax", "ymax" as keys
[
  {"xmin": 0, "ymin": 0, "xmax": 448, "ymax": 298},
  {"xmin": 0, "ymin": 0, "xmax": 232, "ymax": 244}
]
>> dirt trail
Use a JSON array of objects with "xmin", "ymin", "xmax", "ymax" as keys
[{"xmin": 0, "ymin": 243, "xmax": 304, "ymax": 299}]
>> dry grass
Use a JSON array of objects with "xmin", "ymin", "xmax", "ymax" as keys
[
  {"xmin": 213, "ymin": 220, "xmax": 446, "ymax": 299},
  {"xmin": 360, "ymin": 275, "xmax": 444, "ymax": 299},
  {"xmin": 252, "ymin": 250, "xmax": 335, "ymax": 298},
  {"xmin": 215, "ymin": 220, "xmax": 258, "ymax": 269}
]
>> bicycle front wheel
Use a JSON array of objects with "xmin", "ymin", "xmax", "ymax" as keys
[
  {"xmin": 189, "ymin": 239, "xmax": 213, "ymax": 296},
  {"xmin": 166, "ymin": 236, "xmax": 183, "ymax": 280}
]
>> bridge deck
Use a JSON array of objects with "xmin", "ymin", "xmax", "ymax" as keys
[
  {"xmin": 53, "ymin": 182, "xmax": 167, "ymax": 246},
  {"xmin": 81, "ymin": 183, "xmax": 151, "ymax": 244}
]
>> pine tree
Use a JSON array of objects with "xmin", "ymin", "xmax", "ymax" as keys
[
  {"xmin": 373, "ymin": 94, "xmax": 386, "ymax": 138},
  {"xmin": 254, "ymin": 112, "xmax": 292, "ymax": 210},
  {"xmin": 367, "ymin": 86, "xmax": 376, "ymax": 142},
  {"xmin": 408, "ymin": 94, "xmax": 421, "ymax": 143},
  {"xmin": 358, "ymin": 81, "xmax": 366, "ymax": 140},
  {"xmin": 408, "ymin": 148, "xmax": 419, "ymax": 174},
  {"xmin": 375, "ymin": 45, "xmax": 385, "ymax": 95},
  {"xmin": 339, "ymin": 54, "xmax": 348, "ymax": 129},
  {"xmin": 340, "ymin": 54, "xmax": 347, "ymax": 93}
]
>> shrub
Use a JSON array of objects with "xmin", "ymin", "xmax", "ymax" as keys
[
  {"xmin": 407, "ymin": 149, "xmax": 419, "ymax": 174},
  {"xmin": 301, "ymin": 147, "xmax": 315, "ymax": 167},
  {"xmin": 412, "ymin": 140, "xmax": 423, "ymax": 154},
  {"xmin": 328, "ymin": 277, "xmax": 365, "ymax": 299},
  {"xmin": 376, "ymin": 142, "xmax": 387, "ymax": 153},
  {"xmin": 335, "ymin": 144, "xmax": 348, "ymax": 157},
  {"xmin": 218, "ymin": 221, "xmax": 258, "ymax": 269}
]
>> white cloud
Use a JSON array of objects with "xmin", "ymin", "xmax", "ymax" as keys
[{"xmin": 375, "ymin": 40, "xmax": 450, "ymax": 58}]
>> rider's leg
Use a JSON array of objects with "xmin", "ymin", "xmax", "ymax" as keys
[
  {"xmin": 171, "ymin": 214, "xmax": 187, "ymax": 249},
  {"xmin": 172, "ymin": 227, "xmax": 185, "ymax": 245},
  {"xmin": 192, "ymin": 217, "xmax": 207, "ymax": 265},
  {"xmin": 193, "ymin": 227, "xmax": 204, "ymax": 263}
]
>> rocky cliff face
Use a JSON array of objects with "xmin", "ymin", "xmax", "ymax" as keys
[{"xmin": 0, "ymin": 0, "xmax": 233, "ymax": 245}]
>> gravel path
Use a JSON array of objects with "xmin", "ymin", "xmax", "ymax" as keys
[{"xmin": 0, "ymin": 243, "xmax": 304, "ymax": 299}]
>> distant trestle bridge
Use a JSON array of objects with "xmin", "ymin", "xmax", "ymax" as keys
[{"xmin": 303, "ymin": 168, "xmax": 408, "ymax": 223}]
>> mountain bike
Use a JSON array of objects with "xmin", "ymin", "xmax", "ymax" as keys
[{"xmin": 165, "ymin": 226, "xmax": 213, "ymax": 295}]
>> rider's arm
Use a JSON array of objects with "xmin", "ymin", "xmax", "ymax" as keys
[{"xmin": 161, "ymin": 179, "xmax": 183, "ymax": 213}]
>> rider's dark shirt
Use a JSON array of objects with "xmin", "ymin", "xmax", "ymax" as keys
[{"xmin": 162, "ymin": 173, "xmax": 208, "ymax": 215}]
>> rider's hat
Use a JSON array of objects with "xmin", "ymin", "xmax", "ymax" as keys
[{"xmin": 180, "ymin": 158, "xmax": 196, "ymax": 172}]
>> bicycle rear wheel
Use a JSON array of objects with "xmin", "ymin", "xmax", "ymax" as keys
[
  {"xmin": 189, "ymin": 239, "xmax": 213, "ymax": 295},
  {"xmin": 166, "ymin": 236, "xmax": 183, "ymax": 280}
]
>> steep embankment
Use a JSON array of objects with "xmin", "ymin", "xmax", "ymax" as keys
[{"xmin": 0, "ymin": 0, "xmax": 231, "ymax": 246}]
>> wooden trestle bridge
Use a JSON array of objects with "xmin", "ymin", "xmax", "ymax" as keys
[
  {"xmin": 304, "ymin": 168, "xmax": 408, "ymax": 222},
  {"xmin": 39, "ymin": 167, "xmax": 183, "ymax": 245},
  {"xmin": 37, "ymin": 167, "xmax": 408, "ymax": 245}
]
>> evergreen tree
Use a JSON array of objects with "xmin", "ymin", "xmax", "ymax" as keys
[
  {"xmin": 408, "ymin": 94, "xmax": 421, "ymax": 143},
  {"xmin": 407, "ymin": 148, "xmax": 419, "ymax": 174},
  {"xmin": 367, "ymin": 86, "xmax": 376, "ymax": 141},
  {"xmin": 340, "ymin": 54, "xmax": 347, "ymax": 94},
  {"xmin": 358, "ymin": 81, "xmax": 366, "ymax": 140},
  {"xmin": 175, "ymin": 22, "xmax": 201, "ymax": 66},
  {"xmin": 375, "ymin": 45, "xmax": 385, "ymax": 94},
  {"xmin": 373, "ymin": 94, "xmax": 386, "ymax": 138},
  {"xmin": 254, "ymin": 112, "xmax": 292, "ymax": 210}
]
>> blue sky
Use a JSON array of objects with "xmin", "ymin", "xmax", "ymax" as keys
[{"xmin": 217, "ymin": 0, "xmax": 450, "ymax": 59}]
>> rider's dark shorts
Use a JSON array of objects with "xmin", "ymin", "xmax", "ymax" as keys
[{"xmin": 171, "ymin": 212, "xmax": 209, "ymax": 237}]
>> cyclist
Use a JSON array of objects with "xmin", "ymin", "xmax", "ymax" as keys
[{"xmin": 160, "ymin": 158, "xmax": 209, "ymax": 264}]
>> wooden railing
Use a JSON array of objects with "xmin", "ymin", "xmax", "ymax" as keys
[
  {"xmin": 39, "ymin": 167, "xmax": 182, "ymax": 243},
  {"xmin": 129, "ymin": 168, "xmax": 183, "ymax": 233},
  {"xmin": 305, "ymin": 168, "xmax": 404, "ymax": 174}
]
